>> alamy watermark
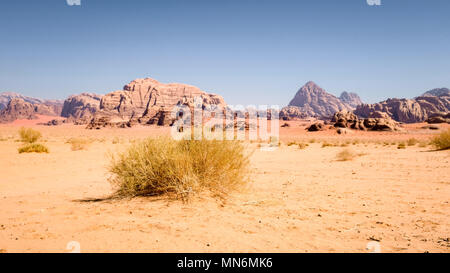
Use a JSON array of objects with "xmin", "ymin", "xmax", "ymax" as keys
[
  {"xmin": 170, "ymin": 97, "xmax": 280, "ymax": 149},
  {"xmin": 366, "ymin": 0, "xmax": 381, "ymax": 6},
  {"xmin": 66, "ymin": 0, "xmax": 81, "ymax": 6}
]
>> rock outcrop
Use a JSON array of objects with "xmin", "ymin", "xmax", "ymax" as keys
[
  {"xmin": 61, "ymin": 93, "xmax": 102, "ymax": 124},
  {"xmin": 0, "ymin": 98, "xmax": 63, "ymax": 123},
  {"xmin": 331, "ymin": 110, "xmax": 400, "ymax": 131},
  {"xmin": 354, "ymin": 91, "xmax": 450, "ymax": 123},
  {"xmin": 279, "ymin": 106, "xmax": 307, "ymax": 120},
  {"xmin": 426, "ymin": 112, "xmax": 450, "ymax": 124},
  {"xmin": 339, "ymin": 91, "xmax": 363, "ymax": 109},
  {"xmin": 306, "ymin": 122, "xmax": 325, "ymax": 131},
  {"xmin": 283, "ymin": 81, "xmax": 357, "ymax": 119},
  {"xmin": 86, "ymin": 78, "xmax": 226, "ymax": 128}
]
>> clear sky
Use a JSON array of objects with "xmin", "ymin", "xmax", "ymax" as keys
[{"xmin": 0, "ymin": 0, "xmax": 449, "ymax": 106}]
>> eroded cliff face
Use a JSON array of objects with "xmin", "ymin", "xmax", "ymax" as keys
[
  {"xmin": 354, "ymin": 93, "xmax": 450, "ymax": 123},
  {"xmin": 61, "ymin": 93, "xmax": 102, "ymax": 124},
  {"xmin": 87, "ymin": 78, "xmax": 226, "ymax": 128}
]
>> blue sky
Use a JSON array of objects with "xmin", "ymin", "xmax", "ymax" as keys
[{"xmin": 0, "ymin": 0, "xmax": 449, "ymax": 105}]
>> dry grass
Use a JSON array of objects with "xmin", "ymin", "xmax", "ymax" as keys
[
  {"xmin": 109, "ymin": 137, "xmax": 250, "ymax": 201},
  {"xmin": 336, "ymin": 148, "xmax": 356, "ymax": 161},
  {"xmin": 430, "ymin": 129, "xmax": 450, "ymax": 150},
  {"xmin": 66, "ymin": 138, "xmax": 92, "ymax": 151},
  {"xmin": 321, "ymin": 142, "xmax": 334, "ymax": 148},
  {"xmin": 298, "ymin": 143, "xmax": 308, "ymax": 149},
  {"xmin": 336, "ymin": 148, "xmax": 366, "ymax": 161},
  {"xmin": 18, "ymin": 143, "xmax": 49, "ymax": 154},
  {"xmin": 397, "ymin": 142, "xmax": 406, "ymax": 149},
  {"xmin": 19, "ymin": 127, "xmax": 42, "ymax": 143},
  {"xmin": 407, "ymin": 138, "xmax": 418, "ymax": 146}
]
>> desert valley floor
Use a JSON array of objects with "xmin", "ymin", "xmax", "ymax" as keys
[{"xmin": 0, "ymin": 120, "xmax": 449, "ymax": 253}]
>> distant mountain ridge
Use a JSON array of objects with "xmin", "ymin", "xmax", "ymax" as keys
[
  {"xmin": 420, "ymin": 88, "xmax": 450, "ymax": 97},
  {"xmin": 0, "ymin": 92, "xmax": 64, "ymax": 110},
  {"xmin": 355, "ymin": 88, "xmax": 450, "ymax": 123}
]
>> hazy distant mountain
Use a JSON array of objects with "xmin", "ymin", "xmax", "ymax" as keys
[
  {"xmin": 286, "ymin": 81, "xmax": 354, "ymax": 118},
  {"xmin": 421, "ymin": 88, "xmax": 450, "ymax": 97},
  {"xmin": 0, "ymin": 92, "xmax": 63, "ymax": 110},
  {"xmin": 0, "ymin": 92, "xmax": 64, "ymax": 123},
  {"xmin": 339, "ymin": 91, "xmax": 363, "ymax": 109}
]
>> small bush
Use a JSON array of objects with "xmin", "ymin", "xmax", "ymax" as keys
[
  {"xmin": 287, "ymin": 141, "xmax": 297, "ymax": 146},
  {"xmin": 431, "ymin": 129, "xmax": 450, "ymax": 150},
  {"xmin": 298, "ymin": 143, "xmax": 308, "ymax": 149},
  {"xmin": 397, "ymin": 142, "xmax": 406, "ymax": 149},
  {"xmin": 66, "ymin": 138, "xmax": 91, "ymax": 151},
  {"xmin": 18, "ymin": 143, "xmax": 49, "ymax": 154},
  {"xmin": 109, "ymin": 137, "xmax": 250, "ymax": 200},
  {"xmin": 336, "ymin": 148, "xmax": 356, "ymax": 161},
  {"xmin": 19, "ymin": 127, "xmax": 42, "ymax": 143},
  {"xmin": 418, "ymin": 141, "xmax": 428, "ymax": 148},
  {"xmin": 407, "ymin": 138, "xmax": 418, "ymax": 146},
  {"xmin": 322, "ymin": 142, "xmax": 333, "ymax": 148}
]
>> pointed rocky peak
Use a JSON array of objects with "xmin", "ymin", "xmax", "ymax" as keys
[
  {"xmin": 339, "ymin": 91, "xmax": 363, "ymax": 108},
  {"xmin": 287, "ymin": 81, "xmax": 352, "ymax": 117}
]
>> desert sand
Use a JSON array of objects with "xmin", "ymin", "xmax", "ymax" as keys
[{"xmin": 0, "ymin": 122, "xmax": 449, "ymax": 253}]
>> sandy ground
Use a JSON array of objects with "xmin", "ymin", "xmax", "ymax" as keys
[{"xmin": 0, "ymin": 123, "xmax": 449, "ymax": 253}]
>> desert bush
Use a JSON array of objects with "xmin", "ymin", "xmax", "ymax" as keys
[
  {"xmin": 66, "ymin": 138, "xmax": 91, "ymax": 151},
  {"xmin": 298, "ymin": 143, "xmax": 308, "ymax": 149},
  {"xmin": 109, "ymin": 137, "xmax": 250, "ymax": 200},
  {"xmin": 418, "ymin": 141, "xmax": 428, "ymax": 148},
  {"xmin": 430, "ymin": 129, "xmax": 450, "ymax": 150},
  {"xmin": 287, "ymin": 141, "xmax": 297, "ymax": 146},
  {"xmin": 18, "ymin": 143, "xmax": 49, "ymax": 154},
  {"xmin": 19, "ymin": 127, "xmax": 42, "ymax": 143},
  {"xmin": 397, "ymin": 142, "xmax": 406, "ymax": 149},
  {"xmin": 321, "ymin": 142, "xmax": 333, "ymax": 148},
  {"xmin": 407, "ymin": 138, "xmax": 418, "ymax": 146},
  {"xmin": 336, "ymin": 148, "xmax": 356, "ymax": 161}
]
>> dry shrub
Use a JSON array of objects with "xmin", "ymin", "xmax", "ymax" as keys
[
  {"xmin": 407, "ymin": 138, "xmax": 418, "ymax": 146},
  {"xmin": 397, "ymin": 142, "xmax": 406, "ymax": 149},
  {"xmin": 109, "ymin": 137, "xmax": 250, "ymax": 200},
  {"xmin": 336, "ymin": 148, "xmax": 356, "ymax": 161},
  {"xmin": 321, "ymin": 142, "xmax": 333, "ymax": 148},
  {"xmin": 431, "ymin": 129, "xmax": 450, "ymax": 150},
  {"xmin": 287, "ymin": 141, "xmax": 297, "ymax": 146},
  {"xmin": 18, "ymin": 143, "xmax": 49, "ymax": 154},
  {"xmin": 19, "ymin": 127, "xmax": 42, "ymax": 143},
  {"xmin": 298, "ymin": 143, "xmax": 308, "ymax": 149},
  {"xmin": 418, "ymin": 141, "xmax": 428, "ymax": 148},
  {"xmin": 66, "ymin": 138, "xmax": 91, "ymax": 151}
]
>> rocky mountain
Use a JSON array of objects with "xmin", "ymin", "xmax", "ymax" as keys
[
  {"xmin": 339, "ymin": 91, "xmax": 363, "ymax": 108},
  {"xmin": 87, "ymin": 78, "xmax": 226, "ymax": 128},
  {"xmin": 0, "ymin": 98, "xmax": 63, "ymax": 123},
  {"xmin": 0, "ymin": 92, "xmax": 63, "ymax": 111},
  {"xmin": 354, "ymin": 89, "xmax": 449, "ymax": 123},
  {"xmin": 61, "ymin": 93, "xmax": 103, "ymax": 124},
  {"xmin": 421, "ymin": 88, "xmax": 450, "ymax": 97},
  {"xmin": 282, "ymin": 81, "xmax": 357, "ymax": 119}
]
